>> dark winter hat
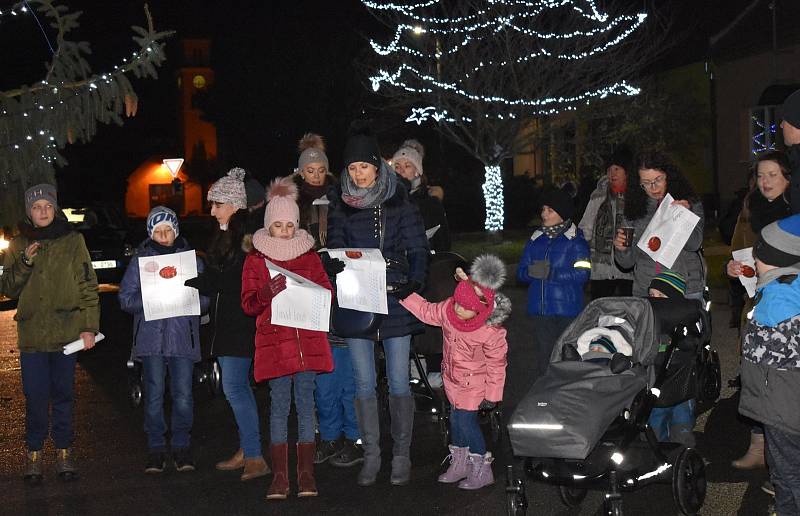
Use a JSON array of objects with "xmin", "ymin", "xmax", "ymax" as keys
[
  {"xmin": 605, "ymin": 144, "xmax": 634, "ymax": 171},
  {"xmin": 342, "ymin": 122, "xmax": 381, "ymax": 169},
  {"xmin": 540, "ymin": 188, "xmax": 575, "ymax": 221},
  {"xmin": 780, "ymin": 89, "xmax": 800, "ymax": 129},
  {"xmin": 649, "ymin": 270, "xmax": 687, "ymax": 299},
  {"xmin": 244, "ymin": 177, "xmax": 265, "ymax": 208},
  {"xmin": 753, "ymin": 214, "xmax": 800, "ymax": 267},
  {"xmin": 24, "ymin": 183, "xmax": 58, "ymax": 216},
  {"xmin": 589, "ymin": 335, "xmax": 617, "ymax": 354}
]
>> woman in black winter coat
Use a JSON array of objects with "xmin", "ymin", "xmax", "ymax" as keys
[
  {"xmin": 294, "ymin": 133, "xmax": 337, "ymax": 249},
  {"xmin": 184, "ymin": 168, "xmax": 269, "ymax": 481},
  {"xmin": 327, "ymin": 127, "xmax": 429, "ymax": 488}
]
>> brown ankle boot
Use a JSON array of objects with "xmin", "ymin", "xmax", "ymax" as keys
[
  {"xmin": 732, "ymin": 432, "xmax": 766, "ymax": 470},
  {"xmin": 266, "ymin": 443, "xmax": 289, "ymax": 501},
  {"xmin": 297, "ymin": 442, "xmax": 318, "ymax": 497},
  {"xmin": 215, "ymin": 449, "xmax": 244, "ymax": 471},
  {"xmin": 241, "ymin": 456, "xmax": 270, "ymax": 481}
]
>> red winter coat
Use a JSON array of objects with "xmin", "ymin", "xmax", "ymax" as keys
[
  {"xmin": 241, "ymin": 249, "xmax": 334, "ymax": 381},
  {"xmin": 400, "ymin": 293, "xmax": 508, "ymax": 411}
]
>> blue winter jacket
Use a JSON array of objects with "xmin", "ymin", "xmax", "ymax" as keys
[
  {"xmin": 118, "ymin": 237, "xmax": 210, "ymax": 362},
  {"xmin": 327, "ymin": 167, "xmax": 429, "ymax": 340},
  {"xmin": 516, "ymin": 223, "xmax": 591, "ymax": 317}
]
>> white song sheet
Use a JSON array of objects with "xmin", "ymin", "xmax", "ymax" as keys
[
  {"xmin": 139, "ymin": 250, "xmax": 200, "ymax": 321},
  {"xmin": 732, "ymin": 247, "xmax": 758, "ymax": 298},
  {"xmin": 327, "ymin": 248, "xmax": 388, "ymax": 315},
  {"xmin": 264, "ymin": 259, "xmax": 331, "ymax": 332},
  {"xmin": 636, "ymin": 193, "xmax": 701, "ymax": 269}
]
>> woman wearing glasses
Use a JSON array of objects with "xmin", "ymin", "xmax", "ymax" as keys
[{"xmin": 613, "ymin": 151, "xmax": 706, "ymax": 299}]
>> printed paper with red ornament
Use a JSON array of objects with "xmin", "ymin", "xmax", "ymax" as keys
[
  {"xmin": 327, "ymin": 248, "xmax": 388, "ymax": 315},
  {"xmin": 732, "ymin": 247, "xmax": 757, "ymax": 298},
  {"xmin": 264, "ymin": 259, "xmax": 331, "ymax": 332},
  {"xmin": 636, "ymin": 193, "xmax": 700, "ymax": 269},
  {"xmin": 138, "ymin": 250, "xmax": 200, "ymax": 321}
]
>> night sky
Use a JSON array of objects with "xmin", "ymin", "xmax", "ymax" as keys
[{"xmin": 2, "ymin": 0, "xmax": 798, "ymax": 229}]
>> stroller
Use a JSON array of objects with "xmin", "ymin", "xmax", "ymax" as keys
[{"xmin": 506, "ymin": 296, "xmax": 717, "ymax": 516}]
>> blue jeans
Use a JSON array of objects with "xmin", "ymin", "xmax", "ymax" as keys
[
  {"xmin": 218, "ymin": 356, "xmax": 261, "ymax": 458},
  {"xmin": 450, "ymin": 409, "xmax": 486, "ymax": 455},
  {"xmin": 20, "ymin": 351, "xmax": 77, "ymax": 450},
  {"xmin": 649, "ymin": 399, "xmax": 695, "ymax": 447},
  {"xmin": 315, "ymin": 346, "xmax": 359, "ymax": 441},
  {"xmin": 347, "ymin": 335, "xmax": 411, "ymax": 399},
  {"xmin": 269, "ymin": 371, "xmax": 316, "ymax": 444},
  {"xmin": 141, "ymin": 355, "xmax": 194, "ymax": 452},
  {"xmin": 765, "ymin": 425, "xmax": 800, "ymax": 515}
]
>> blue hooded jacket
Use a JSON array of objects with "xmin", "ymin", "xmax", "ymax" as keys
[{"xmin": 118, "ymin": 237, "xmax": 209, "ymax": 362}]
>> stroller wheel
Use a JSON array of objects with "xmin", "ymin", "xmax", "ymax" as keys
[
  {"xmin": 505, "ymin": 465, "xmax": 528, "ymax": 516},
  {"xmin": 672, "ymin": 448, "xmax": 706, "ymax": 515},
  {"xmin": 128, "ymin": 381, "xmax": 143, "ymax": 408},
  {"xmin": 439, "ymin": 398, "xmax": 450, "ymax": 449},
  {"xmin": 604, "ymin": 498, "xmax": 623, "ymax": 516},
  {"xmin": 207, "ymin": 359, "xmax": 223, "ymax": 398},
  {"xmin": 557, "ymin": 485, "xmax": 587, "ymax": 508}
]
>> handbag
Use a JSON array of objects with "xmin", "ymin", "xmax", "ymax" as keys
[{"xmin": 331, "ymin": 301, "xmax": 385, "ymax": 338}]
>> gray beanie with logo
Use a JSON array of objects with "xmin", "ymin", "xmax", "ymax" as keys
[{"xmin": 24, "ymin": 183, "xmax": 58, "ymax": 216}]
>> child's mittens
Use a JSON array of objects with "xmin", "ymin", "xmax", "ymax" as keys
[
  {"xmin": 259, "ymin": 274, "xmax": 287, "ymax": 301},
  {"xmin": 478, "ymin": 399, "xmax": 497, "ymax": 411},
  {"xmin": 528, "ymin": 260, "xmax": 550, "ymax": 279}
]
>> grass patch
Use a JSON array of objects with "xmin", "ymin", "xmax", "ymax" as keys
[{"xmin": 451, "ymin": 230, "xmax": 530, "ymax": 264}]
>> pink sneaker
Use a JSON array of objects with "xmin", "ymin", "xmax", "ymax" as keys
[
  {"xmin": 457, "ymin": 452, "xmax": 495, "ymax": 490},
  {"xmin": 437, "ymin": 445, "xmax": 470, "ymax": 483}
]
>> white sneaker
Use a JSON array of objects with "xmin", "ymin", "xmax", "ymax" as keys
[{"xmin": 427, "ymin": 372, "xmax": 443, "ymax": 388}]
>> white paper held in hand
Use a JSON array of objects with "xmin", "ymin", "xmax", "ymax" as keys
[
  {"xmin": 63, "ymin": 333, "xmax": 105, "ymax": 355},
  {"xmin": 264, "ymin": 259, "xmax": 331, "ymax": 332},
  {"xmin": 636, "ymin": 193, "xmax": 700, "ymax": 269}
]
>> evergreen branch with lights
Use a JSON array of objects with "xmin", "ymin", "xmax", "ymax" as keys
[
  {"xmin": 0, "ymin": 0, "xmax": 173, "ymax": 225},
  {"xmin": 361, "ymin": 0, "xmax": 671, "ymax": 231}
]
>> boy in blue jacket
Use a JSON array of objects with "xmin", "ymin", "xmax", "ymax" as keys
[
  {"xmin": 119, "ymin": 207, "xmax": 209, "ymax": 474},
  {"xmin": 517, "ymin": 189, "xmax": 591, "ymax": 378},
  {"xmin": 738, "ymin": 214, "xmax": 800, "ymax": 515}
]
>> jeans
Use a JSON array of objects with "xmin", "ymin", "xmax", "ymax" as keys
[
  {"xmin": 315, "ymin": 346, "xmax": 359, "ymax": 441},
  {"xmin": 20, "ymin": 351, "xmax": 77, "ymax": 450},
  {"xmin": 765, "ymin": 424, "xmax": 800, "ymax": 515},
  {"xmin": 218, "ymin": 356, "xmax": 261, "ymax": 458},
  {"xmin": 648, "ymin": 399, "xmax": 696, "ymax": 447},
  {"xmin": 347, "ymin": 335, "xmax": 411, "ymax": 399},
  {"xmin": 269, "ymin": 371, "xmax": 316, "ymax": 444},
  {"xmin": 530, "ymin": 316, "xmax": 573, "ymax": 379},
  {"xmin": 450, "ymin": 409, "xmax": 486, "ymax": 455},
  {"xmin": 141, "ymin": 355, "xmax": 194, "ymax": 452}
]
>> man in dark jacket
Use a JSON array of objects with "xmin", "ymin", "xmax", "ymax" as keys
[{"xmin": 780, "ymin": 89, "xmax": 800, "ymax": 214}]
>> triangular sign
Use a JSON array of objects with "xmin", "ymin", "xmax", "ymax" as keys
[{"xmin": 163, "ymin": 158, "xmax": 184, "ymax": 178}]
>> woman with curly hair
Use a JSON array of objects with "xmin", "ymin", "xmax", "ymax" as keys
[{"xmin": 613, "ymin": 151, "xmax": 706, "ymax": 299}]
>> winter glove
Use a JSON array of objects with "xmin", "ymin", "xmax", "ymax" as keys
[
  {"xmin": 478, "ymin": 399, "xmax": 497, "ymax": 411},
  {"xmin": 259, "ymin": 274, "xmax": 287, "ymax": 302},
  {"xmin": 183, "ymin": 267, "xmax": 221, "ymax": 295},
  {"xmin": 387, "ymin": 280, "xmax": 422, "ymax": 300},
  {"xmin": 320, "ymin": 252, "xmax": 345, "ymax": 277},
  {"xmin": 184, "ymin": 276, "xmax": 202, "ymax": 289},
  {"xmin": 528, "ymin": 260, "xmax": 550, "ymax": 279}
]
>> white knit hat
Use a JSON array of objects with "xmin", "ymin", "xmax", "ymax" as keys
[
  {"xmin": 391, "ymin": 139, "xmax": 424, "ymax": 177},
  {"xmin": 208, "ymin": 168, "xmax": 247, "ymax": 210}
]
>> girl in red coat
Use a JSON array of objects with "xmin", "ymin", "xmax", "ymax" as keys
[
  {"xmin": 241, "ymin": 177, "xmax": 333, "ymax": 501},
  {"xmin": 399, "ymin": 254, "xmax": 510, "ymax": 490}
]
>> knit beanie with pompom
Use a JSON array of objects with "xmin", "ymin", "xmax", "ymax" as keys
[
  {"xmin": 207, "ymin": 167, "xmax": 247, "ymax": 210},
  {"xmin": 392, "ymin": 139, "xmax": 424, "ymax": 176},
  {"xmin": 297, "ymin": 133, "xmax": 329, "ymax": 172},
  {"xmin": 265, "ymin": 176, "xmax": 300, "ymax": 228}
]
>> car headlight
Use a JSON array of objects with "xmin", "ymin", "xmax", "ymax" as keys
[{"xmin": 123, "ymin": 243, "xmax": 134, "ymax": 257}]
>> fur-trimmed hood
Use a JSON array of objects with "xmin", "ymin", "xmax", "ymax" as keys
[{"xmin": 486, "ymin": 292, "xmax": 511, "ymax": 326}]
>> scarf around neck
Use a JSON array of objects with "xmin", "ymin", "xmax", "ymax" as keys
[
  {"xmin": 340, "ymin": 161, "xmax": 397, "ymax": 209},
  {"xmin": 19, "ymin": 217, "xmax": 72, "ymax": 241},
  {"xmin": 542, "ymin": 219, "xmax": 571, "ymax": 239},
  {"xmin": 445, "ymin": 298, "xmax": 490, "ymax": 332},
  {"xmin": 252, "ymin": 228, "xmax": 315, "ymax": 261},
  {"xmin": 300, "ymin": 180, "xmax": 328, "ymax": 203},
  {"xmin": 749, "ymin": 191, "xmax": 791, "ymax": 234}
]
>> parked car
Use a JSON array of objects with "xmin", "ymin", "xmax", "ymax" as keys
[{"xmin": 62, "ymin": 204, "xmax": 136, "ymax": 284}]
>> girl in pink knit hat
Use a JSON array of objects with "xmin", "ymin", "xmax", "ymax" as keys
[
  {"xmin": 240, "ymin": 176, "xmax": 334, "ymax": 501},
  {"xmin": 398, "ymin": 254, "xmax": 511, "ymax": 490}
]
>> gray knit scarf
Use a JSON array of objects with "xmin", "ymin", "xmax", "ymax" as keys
[
  {"xmin": 341, "ymin": 161, "xmax": 397, "ymax": 209},
  {"xmin": 542, "ymin": 219, "xmax": 571, "ymax": 239}
]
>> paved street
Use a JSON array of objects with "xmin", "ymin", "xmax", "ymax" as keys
[{"xmin": 0, "ymin": 284, "xmax": 774, "ymax": 515}]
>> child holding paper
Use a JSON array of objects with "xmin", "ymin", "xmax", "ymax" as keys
[
  {"xmin": 118, "ymin": 206, "xmax": 209, "ymax": 474},
  {"xmin": 613, "ymin": 152, "xmax": 706, "ymax": 299},
  {"xmin": 241, "ymin": 177, "xmax": 334, "ymax": 501}
]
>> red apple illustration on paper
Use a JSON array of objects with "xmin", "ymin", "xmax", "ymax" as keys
[
  {"xmin": 345, "ymin": 251, "xmax": 363, "ymax": 259},
  {"xmin": 648, "ymin": 236, "xmax": 661, "ymax": 252},
  {"xmin": 144, "ymin": 261, "xmax": 159, "ymax": 273},
  {"xmin": 159, "ymin": 265, "xmax": 178, "ymax": 279},
  {"xmin": 741, "ymin": 265, "xmax": 756, "ymax": 278}
]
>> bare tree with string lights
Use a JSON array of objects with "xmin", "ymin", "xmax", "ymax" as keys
[
  {"xmin": 0, "ymin": 0, "xmax": 172, "ymax": 225},
  {"xmin": 361, "ymin": 0, "xmax": 671, "ymax": 231}
]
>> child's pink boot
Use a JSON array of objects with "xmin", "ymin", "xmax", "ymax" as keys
[
  {"xmin": 437, "ymin": 445, "xmax": 471, "ymax": 483},
  {"xmin": 458, "ymin": 452, "xmax": 495, "ymax": 490}
]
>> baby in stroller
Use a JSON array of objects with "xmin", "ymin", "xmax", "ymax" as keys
[{"xmin": 398, "ymin": 254, "xmax": 511, "ymax": 490}]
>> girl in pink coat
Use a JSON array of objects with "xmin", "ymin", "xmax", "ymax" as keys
[{"xmin": 399, "ymin": 254, "xmax": 510, "ymax": 490}]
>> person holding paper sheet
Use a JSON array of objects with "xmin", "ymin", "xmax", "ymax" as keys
[
  {"xmin": 241, "ymin": 177, "xmax": 334, "ymax": 500},
  {"xmin": 326, "ymin": 123, "xmax": 429, "ymax": 487},
  {"xmin": 118, "ymin": 206, "xmax": 209, "ymax": 475},
  {"xmin": 613, "ymin": 152, "xmax": 706, "ymax": 299},
  {"xmin": 1, "ymin": 183, "xmax": 99, "ymax": 483},
  {"xmin": 184, "ymin": 168, "xmax": 270, "ymax": 481},
  {"xmin": 724, "ymin": 150, "xmax": 791, "ymax": 472}
]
